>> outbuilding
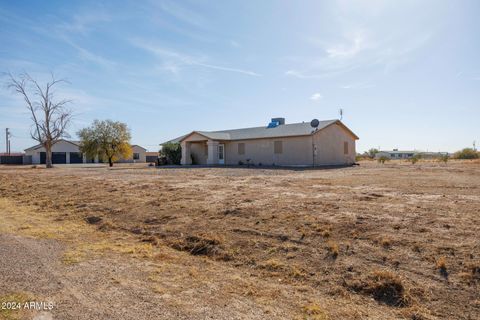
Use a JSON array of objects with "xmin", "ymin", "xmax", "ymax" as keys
[{"xmin": 24, "ymin": 139, "xmax": 147, "ymax": 164}]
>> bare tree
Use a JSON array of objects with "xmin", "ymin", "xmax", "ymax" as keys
[{"xmin": 8, "ymin": 72, "xmax": 72, "ymax": 168}]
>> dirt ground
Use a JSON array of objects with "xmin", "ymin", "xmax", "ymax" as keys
[{"xmin": 0, "ymin": 160, "xmax": 479, "ymax": 320}]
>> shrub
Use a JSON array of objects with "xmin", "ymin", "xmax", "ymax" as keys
[
  {"xmin": 410, "ymin": 154, "xmax": 421, "ymax": 164},
  {"xmin": 160, "ymin": 142, "xmax": 182, "ymax": 165},
  {"xmin": 378, "ymin": 156, "xmax": 390, "ymax": 164},
  {"xmin": 454, "ymin": 148, "xmax": 479, "ymax": 159},
  {"xmin": 439, "ymin": 154, "xmax": 449, "ymax": 164},
  {"xmin": 367, "ymin": 148, "xmax": 379, "ymax": 159}
]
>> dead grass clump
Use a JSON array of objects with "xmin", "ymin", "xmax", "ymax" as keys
[
  {"xmin": 321, "ymin": 230, "xmax": 331, "ymax": 238},
  {"xmin": 436, "ymin": 257, "xmax": 448, "ymax": 278},
  {"xmin": 380, "ymin": 237, "xmax": 392, "ymax": 248},
  {"xmin": 261, "ymin": 258, "xmax": 286, "ymax": 271},
  {"xmin": 459, "ymin": 263, "xmax": 480, "ymax": 284},
  {"xmin": 85, "ymin": 216, "xmax": 102, "ymax": 224},
  {"xmin": 326, "ymin": 241, "xmax": 339, "ymax": 259},
  {"xmin": 170, "ymin": 234, "xmax": 229, "ymax": 260},
  {"xmin": 302, "ymin": 303, "xmax": 329, "ymax": 320},
  {"xmin": 348, "ymin": 270, "xmax": 411, "ymax": 307}
]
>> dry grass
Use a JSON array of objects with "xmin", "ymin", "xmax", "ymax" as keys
[
  {"xmin": 301, "ymin": 304, "xmax": 330, "ymax": 320},
  {"xmin": 1, "ymin": 160, "xmax": 479, "ymax": 319},
  {"xmin": 0, "ymin": 292, "xmax": 33, "ymax": 320},
  {"xmin": 348, "ymin": 270, "xmax": 411, "ymax": 307},
  {"xmin": 326, "ymin": 241, "xmax": 339, "ymax": 259}
]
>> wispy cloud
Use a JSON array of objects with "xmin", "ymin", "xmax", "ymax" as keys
[
  {"xmin": 131, "ymin": 40, "xmax": 261, "ymax": 77},
  {"xmin": 67, "ymin": 40, "xmax": 116, "ymax": 68},
  {"xmin": 286, "ymin": 30, "xmax": 431, "ymax": 79},
  {"xmin": 310, "ymin": 93, "xmax": 323, "ymax": 101},
  {"xmin": 57, "ymin": 12, "xmax": 111, "ymax": 35},
  {"xmin": 340, "ymin": 82, "xmax": 375, "ymax": 89},
  {"xmin": 325, "ymin": 30, "xmax": 369, "ymax": 58},
  {"xmin": 152, "ymin": 0, "xmax": 208, "ymax": 28}
]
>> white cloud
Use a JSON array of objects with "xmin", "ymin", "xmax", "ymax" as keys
[{"xmin": 310, "ymin": 93, "xmax": 323, "ymax": 101}]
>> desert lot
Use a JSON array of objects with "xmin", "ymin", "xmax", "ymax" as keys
[{"xmin": 0, "ymin": 161, "xmax": 479, "ymax": 320}]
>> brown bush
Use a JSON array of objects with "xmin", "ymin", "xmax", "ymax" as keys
[{"xmin": 348, "ymin": 270, "xmax": 411, "ymax": 307}]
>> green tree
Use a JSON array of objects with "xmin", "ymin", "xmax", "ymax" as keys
[
  {"xmin": 367, "ymin": 148, "xmax": 379, "ymax": 159},
  {"xmin": 78, "ymin": 120, "xmax": 132, "ymax": 167},
  {"xmin": 160, "ymin": 142, "xmax": 182, "ymax": 165},
  {"xmin": 453, "ymin": 148, "xmax": 479, "ymax": 159}
]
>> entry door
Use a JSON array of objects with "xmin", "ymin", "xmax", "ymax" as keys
[{"xmin": 218, "ymin": 144, "xmax": 225, "ymax": 165}]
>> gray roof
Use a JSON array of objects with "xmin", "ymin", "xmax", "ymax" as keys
[{"xmin": 164, "ymin": 119, "xmax": 358, "ymax": 144}]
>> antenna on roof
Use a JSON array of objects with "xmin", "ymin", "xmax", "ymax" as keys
[
  {"xmin": 339, "ymin": 108, "xmax": 343, "ymax": 120},
  {"xmin": 310, "ymin": 119, "xmax": 319, "ymax": 129}
]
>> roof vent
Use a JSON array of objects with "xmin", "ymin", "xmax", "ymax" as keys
[{"xmin": 271, "ymin": 117, "xmax": 285, "ymax": 125}]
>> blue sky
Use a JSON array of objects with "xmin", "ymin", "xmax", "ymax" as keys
[{"xmin": 0, "ymin": 0, "xmax": 479, "ymax": 152}]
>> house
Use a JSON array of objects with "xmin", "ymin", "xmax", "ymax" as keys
[
  {"xmin": 166, "ymin": 118, "xmax": 359, "ymax": 166},
  {"xmin": 375, "ymin": 150, "xmax": 449, "ymax": 160},
  {"xmin": 375, "ymin": 150, "xmax": 417, "ymax": 160},
  {"xmin": 24, "ymin": 139, "xmax": 147, "ymax": 164}
]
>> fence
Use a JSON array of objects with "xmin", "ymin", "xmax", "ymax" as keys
[{"xmin": 0, "ymin": 155, "xmax": 32, "ymax": 165}]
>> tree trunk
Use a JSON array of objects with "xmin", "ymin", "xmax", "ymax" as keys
[
  {"xmin": 45, "ymin": 143, "xmax": 53, "ymax": 168},
  {"xmin": 108, "ymin": 157, "xmax": 113, "ymax": 167}
]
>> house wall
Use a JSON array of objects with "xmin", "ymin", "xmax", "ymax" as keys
[
  {"xmin": 223, "ymin": 123, "xmax": 356, "ymax": 166},
  {"xmin": 224, "ymin": 135, "xmax": 313, "ymax": 166},
  {"xmin": 313, "ymin": 123, "xmax": 356, "ymax": 165},
  {"xmin": 119, "ymin": 145, "xmax": 146, "ymax": 163}
]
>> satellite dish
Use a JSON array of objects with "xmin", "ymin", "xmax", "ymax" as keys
[{"xmin": 310, "ymin": 119, "xmax": 320, "ymax": 128}]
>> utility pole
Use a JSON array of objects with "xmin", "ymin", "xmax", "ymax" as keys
[{"xmin": 5, "ymin": 128, "xmax": 9, "ymax": 154}]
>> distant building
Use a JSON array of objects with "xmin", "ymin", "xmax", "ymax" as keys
[
  {"xmin": 24, "ymin": 139, "xmax": 147, "ymax": 164},
  {"xmin": 145, "ymin": 152, "xmax": 159, "ymax": 163},
  {"xmin": 375, "ymin": 149, "xmax": 449, "ymax": 160}
]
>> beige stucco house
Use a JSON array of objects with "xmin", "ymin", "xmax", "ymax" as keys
[
  {"xmin": 167, "ymin": 118, "xmax": 358, "ymax": 167},
  {"xmin": 25, "ymin": 139, "xmax": 147, "ymax": 164}
]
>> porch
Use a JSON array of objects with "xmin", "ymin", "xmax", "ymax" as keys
[{"xmin": 181, "ymin": 139, "xmax": 225, "ymax": 165}]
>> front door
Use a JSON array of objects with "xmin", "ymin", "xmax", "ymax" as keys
[{"xmin": 218, "ymin": 144, "xmax": 225, "ymax": 165}]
